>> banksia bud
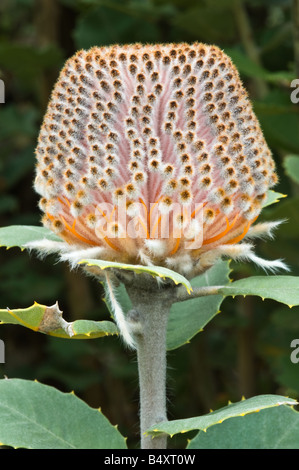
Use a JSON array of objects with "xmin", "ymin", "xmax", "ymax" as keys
[{"xmin": 34, "ymin": 42, "xmax": 282, "ymax": 277}]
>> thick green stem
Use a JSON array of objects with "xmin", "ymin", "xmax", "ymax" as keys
[{"xmin": 126, "ymin": 284, "xmax": 173, "ymax": 449}]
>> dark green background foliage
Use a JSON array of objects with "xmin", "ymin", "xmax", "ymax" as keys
[{"xmin": 0, "ymin": 0, "xmax": 298, "ymax": 448}]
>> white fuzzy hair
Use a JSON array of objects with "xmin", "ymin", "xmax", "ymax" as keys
[
  {"xmin": 104, "ymin": 272, "xmax": 136, "ymax": 349},
  {"xmin": 244, "ymin": 220, "xmax": 286, "ymax": 241}
]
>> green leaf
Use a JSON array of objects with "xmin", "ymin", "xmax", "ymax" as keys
[
  {"xmin": 78, "ymin": 258, "xmax": 192, "ymax": 293},
  {"xmin": 0, "ymin": 378, "xmax": 127, "ymax": 449},
  {"xmin": 220, "ymin": 276, "xmax": 299, "ymax": 308},
  {"xmin": 166, "ymin": 260, "xmax": 231, "ymax": 350},
  {"xmin": 67, "ymin": 319, "xmax": 118, "ymax": 339},
  {"xmin": 146, "ymin": 394, "xmax": 297, "ymax": 438},
  {"xmin": 225, "ymin": 48, "xmax": 295, "ymax": 84},
  {"xmin": 0, "ymin": 302, "xmax": 118, "ymax": 339},
  {"xmin": 255, "ymin": 90, "xmax": 299, "ymax": 154},
  {"xmin": 188, "ymin": 405, "xmax": 299, "ymax": 449},
  {"xmin": 0, "ymin": 225, "xmax": 62, "ymax": 249},
  {"xmin": 262, "ymin": 190, "xmax": 287, "ymax": 208},
  {"xmin": 283, "ymin": 154, "xmax": 299, "ymax": 185}
]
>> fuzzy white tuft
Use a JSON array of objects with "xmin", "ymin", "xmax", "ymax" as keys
[
  {"xmin": 216, "ymin": 242, "xmax": 289, "ymax": 273},
  {"xmin": 246, "ymin": 252, "xmax": 289, "ymax": 273},
  {"xmin": 59, "ymin": 246, "xmax": 106, "ymax": 269},
  {"xmin": 216, "ymin": 243, "xmax": 254, "ymax": 260},
  {"xmin": 104, "ymin": 272, "xmax": 136, "ymax": 349},
  {"xmin": 244, "ymin": 219, "xmax": 286, "ymax": 241},
  {"xmin": 165, "ymin": 253, "xmax": 193, "ymax": 276},
  {"xmin": 24, "ymin": 240, "xmax": 73, "ymax": 258},
  {"xmin": 138, "ymin": 248, "xmax": 155, "ymax": 266},
  {"xmin": 144, "ymin": 239, "xmax": 167, "ymax": 257}
]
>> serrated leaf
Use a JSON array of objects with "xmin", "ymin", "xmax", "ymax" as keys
[
  {"xmin": 188, "ymin": 405, "xmax": 299, "ymax": 449},
  {"xmin": 78, "ymin": 258, "xmax": 192, "ymax": 293},
  {"xmin": 220, "ymin": 276, "xmax": 299, "ymax": 308},
  {"xmin": 67, "ymin": 319, "xmax": 118, "ymax": 339},
  {"xmin": 0, "ymin": 302, "xmax": 118, "ymax": 339},
  {"xmin": 146, "ymin": 394, "xmax": 297, "ymax": 437},
  {"xmin": 0, "ymin": 225, "xmax": 62, "ymax": 249},
  {"xmin": 283, "ymin": 154, "xmax": 299, "ymax": 185},
  {"xmin": 166, "ymin": 260, "xmax": 231, "ymax": 350},
  {"xmin": 0, "ymin": 379, "xmax": 127, "ymax": 449},
  {"xmin": 262, "ymin": 190, "xmax": 287, "ymax": 208}
]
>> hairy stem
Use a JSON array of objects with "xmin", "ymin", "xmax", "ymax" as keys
[{"xmin": 126, "ymin": 284, "xmax": 173, "ymax": 449}]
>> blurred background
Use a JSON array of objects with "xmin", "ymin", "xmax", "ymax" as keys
[{"xmin": 0, "ymin": 0, "xmax": 298, "ymax": 449}]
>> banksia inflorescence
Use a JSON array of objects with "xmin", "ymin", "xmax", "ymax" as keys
[{"xmin": 33, "ymin": 42, "xmax": 285, "ymax": 278}]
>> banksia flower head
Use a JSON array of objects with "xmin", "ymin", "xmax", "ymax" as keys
[{"xmin": 33, "ymin": 42, "xmax": 286, "ymax": 278}]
